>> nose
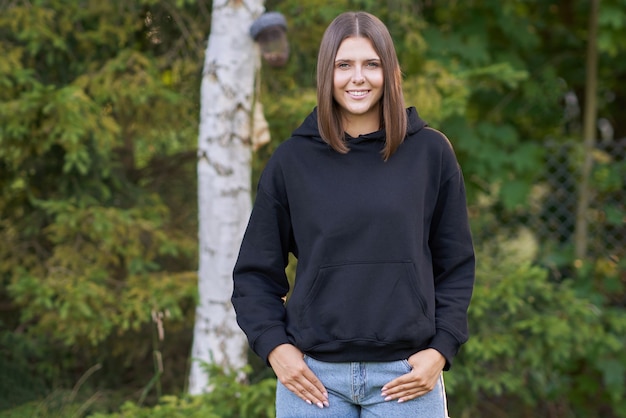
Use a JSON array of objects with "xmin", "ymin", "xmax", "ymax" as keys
[{"xmin": 352, "ymin": 66, "xmax": 365, "ymax": 84}]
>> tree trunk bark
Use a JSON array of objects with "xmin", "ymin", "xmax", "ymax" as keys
[
  {"xmin": 574, "ymin": 0, "xmax": 599, "ymax": 261},
  {"xmin": 189, "ymin": 0, "xmax": 265, "ymax": 395}
]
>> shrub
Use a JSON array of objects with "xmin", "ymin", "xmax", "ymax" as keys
[
  {"xmin": 446, "ymin": 234, "xmax": 626, "ymax": 417},
  {"xmin": 89, "ymin": 364, "xmax": 276, "ymax": 418}
]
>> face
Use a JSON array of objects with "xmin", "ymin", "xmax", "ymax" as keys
[{"xmin": 333, "ymin": 36, "xmax": 384, "ymax": 134}]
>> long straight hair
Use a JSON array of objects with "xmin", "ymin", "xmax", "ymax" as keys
[{"xmin": 316, "ymin": 12, "xmax": 407, "ymax": 161}]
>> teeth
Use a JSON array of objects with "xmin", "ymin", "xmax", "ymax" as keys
[{"xmin": 349, "ymin": 91, "xmax": 368, "ymax": 96}]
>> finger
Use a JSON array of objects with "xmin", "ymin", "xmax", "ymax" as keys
[
  {"xmin": 302, "ymin": 367, "xmax": 329, "ymax": 399},
  {"xmin": 298, "ymin": 374, "xmax": 329, "ymax": 407},
  {"xmin": 385, "ymin": 385, "xmax": 433, "ymax": 402},
  {"xmin": 282, "ymin": 368, "xmax": 328, "ymax": 408},
  {"xmin": 381, "ymin": 383, "xmax": 412, "ymax": 401},
  {"xmin": 381, "ymin": 373, "xmax": 416, "ymax": 394},
  {"xmin": 397, "ymin": 390, "xmax": 424, "ymax": 403},
  {"xmin": 286, "ymin": 381, "xmax": 329, "ymax": 408},
  {"xmin": 382, "ymin": 374, "xmax": 433, "ymax": 400},
  {"xmin": 286, "ymin": 384, "xmax": 316, "ymax": 407}
]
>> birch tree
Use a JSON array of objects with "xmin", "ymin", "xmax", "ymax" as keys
[{"xmin": 189, "ymin": 0, "xmax": 267, "ymax": 395}]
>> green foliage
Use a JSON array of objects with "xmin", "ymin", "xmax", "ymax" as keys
[
  {"xmin": 598, "ymin": 0, "xmax": 626, "ymax": 56},
  {"xmin": 446, "ymin": 233, "xmax": 626, "ymax": 417},
  {"xmin": 264, "ymin": 0, "xmax": 626, "ymax": 211},
  {"xmin": 0, "ymin": 0, "xmax": 207, "ymax": 406},
  {"xmin": 0, "ymin": 332, "xmax": 47, "ymax": 411},
  {"xmin": 90, "ymin": 397, "xmax": 221, "ymax": 418},
  {"xmin": 0, "ymin": 395, "xmax": 86, "ymax": 418},
  {"xmin": 1, "ymin": 0, "xmax": 625, "ymax": 416},
  {"xmin": 89, "ymin": 364, "xmax": 276, "ymax": 418}
]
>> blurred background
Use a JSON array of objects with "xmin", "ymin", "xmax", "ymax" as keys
[{"xmin": 0, "ymin": 0, "xmax": 624, "ymax": 417}]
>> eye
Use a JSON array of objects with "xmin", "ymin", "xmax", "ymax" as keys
[
  {"xmin": 336, "ymin": 62, "xmax": 350, "ymax": 69},
  {"xmin": 366, "ymin": 61, "xmax": 380, "ymax": 68}
]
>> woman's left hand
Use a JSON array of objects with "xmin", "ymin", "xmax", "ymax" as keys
[{"xmin": 380, "ymin": 348, "xmax": 446, "ymax": 403}]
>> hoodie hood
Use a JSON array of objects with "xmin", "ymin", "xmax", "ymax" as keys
[{"xmin": 291, "ymin": 106, "xmax": 428, "ymax": 144}]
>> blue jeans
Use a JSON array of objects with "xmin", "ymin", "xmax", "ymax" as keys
[{"xmin": 276, "ymin": 356, "xmax": 449, "ymax": 418}]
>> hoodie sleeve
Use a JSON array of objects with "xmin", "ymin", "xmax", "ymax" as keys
[
  {"xmin": 427, "ymin": 138, "xmax": 476, "ymax": 370},
  {"xmin": 231, "ymin": 160, "xmax": 294, "ymax": 364}
]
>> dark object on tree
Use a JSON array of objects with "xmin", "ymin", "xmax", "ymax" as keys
[{"xmin": 250, "ymin": 12, "xmax": 289, "ymax": 67}]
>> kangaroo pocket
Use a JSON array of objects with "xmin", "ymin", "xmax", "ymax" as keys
[{"xmin": 295, "ymin": 261, "xmax": 435, "ymax": 351}]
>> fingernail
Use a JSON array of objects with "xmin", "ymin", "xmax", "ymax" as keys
[
  {"xmin": 316, "ymin": 402, "xmax": 324, "ymax": 409},
  {"xmin": 397, "ymin": 399, "xmax": 405, "ymax": 403},
  {"xmin": 305, "ymin": 400, "xmax": 312, "ymax": 405},
  {"xmin": 384, "ymin": 396, "xmax": 392, "ymax": 401},
  {"xmin": 323, "ymin": 401, "xmax": 330, "ymax": 407}
]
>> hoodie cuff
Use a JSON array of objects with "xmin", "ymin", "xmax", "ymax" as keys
[
  {"xmin": 428, "ymin": 329, "xmax": 461, "ymax": 371},
  {"xmin": 254, "ymin": 325, "xmax": 291, "ymax": 366}
]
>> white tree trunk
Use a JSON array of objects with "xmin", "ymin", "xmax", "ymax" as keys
[{"xmin": 189, "ymin": 0, "xmax": 265, "ymax": 395}]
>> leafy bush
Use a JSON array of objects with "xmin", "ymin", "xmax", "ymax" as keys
[
  {"xmin": 89, "ymin": 364, "xmax": 276, "ymax": 418},
  {"xmin": 89, "ymin": 397, "xmax": 221, "ymax": 418},
  {"xmin": 446, "ymin": 232, "xmax": 626, "ymax": 417},
  {"xmin": 0, "ymin": 389, "xmax": 98, "ymax": 418}
]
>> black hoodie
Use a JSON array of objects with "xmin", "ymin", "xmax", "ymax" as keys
[{"xmin": 232, "ymin": 107, "xmax": 475, "ymax": 369}]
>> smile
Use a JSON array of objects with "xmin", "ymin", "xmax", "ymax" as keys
[{"xmin": 348, "ymin": 90, "xmax": 369, "ymax": 97}]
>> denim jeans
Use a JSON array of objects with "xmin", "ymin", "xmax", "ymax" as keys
[{"xmin": 276, "ymin": 356, "xmax": 449, "ymax": 418}]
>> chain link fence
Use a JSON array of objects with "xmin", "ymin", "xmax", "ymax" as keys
[{"xmin": 526, "ymin": 139, "xmax": 625, "ymax": 262}]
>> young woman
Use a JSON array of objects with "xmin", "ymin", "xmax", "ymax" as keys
[{"xmin": 232, "ymin": 11, "xmax": 475, "ymax": 417}]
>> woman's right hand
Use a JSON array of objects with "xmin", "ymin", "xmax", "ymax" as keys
[{"xmin": 268, "ymin": 344, "xmax": 329, "ymax": 409}]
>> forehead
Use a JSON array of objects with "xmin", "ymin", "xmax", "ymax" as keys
[{"xmin": 335, "ymin": 37, "xmax": 379, "ymax": 60}]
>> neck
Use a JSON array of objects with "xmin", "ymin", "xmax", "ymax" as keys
[{"xmin": 341, "ymin": 110, "xmax": 380, "ymax": 137}]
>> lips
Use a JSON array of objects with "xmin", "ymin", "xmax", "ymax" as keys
[{"xmin": 347, "ymin": 90, "xmax": 370, "ymax": 97}]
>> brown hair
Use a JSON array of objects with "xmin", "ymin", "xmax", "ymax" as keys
[{"xmin": 316, "ymin": 11, "xmax": 407, "ymax": 161}]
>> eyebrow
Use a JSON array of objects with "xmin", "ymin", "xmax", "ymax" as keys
[{"xmin": 334, "ymin": 58, "xmax": 381, "ymax": 63}]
